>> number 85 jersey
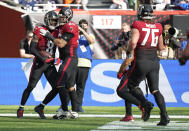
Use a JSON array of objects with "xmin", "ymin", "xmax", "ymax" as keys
[{"xmin": 131, "ymin": 20, "xmax": 163, "ymax": 50}]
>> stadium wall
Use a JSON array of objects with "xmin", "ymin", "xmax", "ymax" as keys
[
  {"xmin": 24, "ymin": 10, "xmax": 189, "ymax": 59},
  {"xmin": 0, "ymin": 4, "xmax": 189, "ymax": 58},
  {"xmin": 0, "ymin": 4, "xmax": 25, "ymax": 58},
  {"xmin": 0, "ymin": 58, "xmax": 189, "ymax": 107}
]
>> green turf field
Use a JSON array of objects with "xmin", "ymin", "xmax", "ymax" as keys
[{"xmin": 0, "ymin": 106, "xmax": 189, "ymax": 131}]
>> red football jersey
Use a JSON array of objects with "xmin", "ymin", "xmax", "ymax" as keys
[
  {"xmin": 33, "ymin": 25, "xmax": 57, "ymax": 56},
  {"xmin": 58, "ymin": 21, "xmax": 79, "ymax": 48},
  {"xmin": 33, "ymin": 26, "xmax": 48, "ymax": 50},
  {"xmin": 132, "ymin": 21, "xmax": 163, "ymax": 50},
  {"xmin": 57, "ymin": 21, "xmax": 79, "ymax": 58}
]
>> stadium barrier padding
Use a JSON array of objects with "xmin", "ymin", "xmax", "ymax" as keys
[{"xmin": 0, "ymin": 58, "xmax": 189, "ymax": 107}]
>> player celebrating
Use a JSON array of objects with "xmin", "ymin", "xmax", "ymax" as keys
[
  {"xmin": 35, "ymin": 7, "xmax": 79, "ymax": 119},
  {"xmin": 17, "ymin": 10, "xmax": 59, "ymax": 119},
  {"xmin": 117, "ymin": 50, "xmax": 153, "ymax": 122},
  {"xmin": 117, "ymin": 51, "xmax": 135, "ymax": 122},
  {"xmin": 126, "ymin": 4, "xmax": 170, "ymax": 126}
]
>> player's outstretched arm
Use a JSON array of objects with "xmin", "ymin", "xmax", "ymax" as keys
[{"xmin": 30, "ymin": 34, "xmax": 46, "ymax": 62}]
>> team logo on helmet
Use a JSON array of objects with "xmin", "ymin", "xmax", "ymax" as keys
[{"xmin": 58, "ymin": 7, "xmax": 73, "ymax": 25}]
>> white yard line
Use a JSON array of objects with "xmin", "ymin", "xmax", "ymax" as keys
[
  {"xmin": 1, "ymin": 114, "xmax": 189, "ymax": 119},
  {"xmin": 91, "ymin": 121, "xmax": 189, "ymax": 131}
]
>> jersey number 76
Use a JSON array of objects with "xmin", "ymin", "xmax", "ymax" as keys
[{"xmin": 141, "ymin": 28, "xmax": 159, "ymax": 47}]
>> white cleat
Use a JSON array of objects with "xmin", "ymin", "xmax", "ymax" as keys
[
  {"xmin": 70, "ymin": 111, "xmax": 79, "ymax": 119},
  {"xmin": 53, "ymin": 110, "xmax": 71, "ymax": 119}
]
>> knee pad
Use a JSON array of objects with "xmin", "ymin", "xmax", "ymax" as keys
[
  {"xmin": 130, "ymin": 86, "xmax": 144, "ymax": 96},
  {"xmin": 117, "ymin": 87, "xmax": 130, "ymax": 98},
  {"xmin": 153, "ymin": 91, "xmax": 164, "ymax": 102},
  {"xmin": 153, "ymin": 90, "xmax": 165, "ymax": 106},
  {"xmin": 153, "ymin": 90, "xmax": 161, "ymax": 97}
]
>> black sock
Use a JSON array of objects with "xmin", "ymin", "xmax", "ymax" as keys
[
  {"xmin": 38, "ymin": 103, "xmax": 45, "ymax": 108},
  {"xmin": 42, "ymin": 88, "xmax": 59, "ymax": 105},
  {"xmin": 130, "ymin": 87, "xmax": 147, "ymax": 105},
  {"xmin": 125, "ymin": 101, "xmax": 132, "ymax": 115},
  {"xmin": 154, "ymin": 91, "xmax": 166, "ymax": 114},
  {"xmin": 69, "ymin": 90, "xmax": 78, "ymax": 112},
  {"xmin": 117, "ymin": 87, "xmax": 142, "ymax": 106},
  {"xmin": 21, "ymin": 88, "xmax": 32, "ymax": 106},
  {"xmin": 59, "ymin": 87, "xmax": 69, "ymax": 111}
]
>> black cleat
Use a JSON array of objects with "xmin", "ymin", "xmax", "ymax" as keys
[
  {"xmin": 17, "ymin": 108, "xmax": 24, "ymax": 118},
  {"xmin": 143, "ymin": 101, "xmax": 154, "ymax": 121},
  {"xmin": 139, "ymin": 101, "xmax": 154, "ymax": 121},
  {"xmin": 157, "ymin": 112, "xmax": 170, "ymax": 126},
  {"xmin": 34, "ymin": 106, "xmax": 46, "ymax": 119}
]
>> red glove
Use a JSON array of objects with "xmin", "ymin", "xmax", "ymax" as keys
[
  {"xmin": 117, "ymin": 70, "xmax": 128, "ymax": 79},
  {"xmin": 44, "ymin": 58, "xmax": 54, "ymax": 63},
  {"xmin": 117, "ymin": 72, "xmax": 123, "ymax": 79},
  {"xmin": 55, "ymin": 58, "xmax": 61, "ymax": 65}
]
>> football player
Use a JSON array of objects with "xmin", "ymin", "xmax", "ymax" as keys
[
  {"xmin": 117, "ymin": 50, "xmax": 152, "ymax": 122},
  {"xmin": 17, "ymin": 10, "xmax": 59, "ymax": 119},
  {"xmin": 126, "ymin": 4, "xmax": 170, "ymax": 126},
  {"xmin": 117, "ymin": 51, "xmax": 135, "ymax": 122},
  {"xmin": 35, "ymin": 7, "xmax": 79, "ymax": 119}
]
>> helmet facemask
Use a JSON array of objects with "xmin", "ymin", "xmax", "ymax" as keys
[
  {"xmin": 58, "ymin": 16, "xmax": 68, "ymax": 25},
  {"xmin": 44, "ymin": 11, "xmax": 58, "ymax": 30},
  {"xmin": 48, "ymin": 18, "xmax": 58, "ymax": 30},
  {"xmin": 58, "ymin": 7, "xmax": 73, "ymax": 25}
]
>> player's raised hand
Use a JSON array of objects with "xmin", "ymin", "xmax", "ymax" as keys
[{"xmin": 40, "ymin": 29, "xmax": 55, "ymax": 41}]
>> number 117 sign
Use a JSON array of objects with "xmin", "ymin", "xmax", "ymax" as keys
[{"xmin": 93, "ymin": 15, "xmax": 122, "ymax": 29}]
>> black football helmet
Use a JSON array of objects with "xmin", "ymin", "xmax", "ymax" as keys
[
  {"xmin": 44, "ymin": 10, "xmax": 58, "ymax": 30},
  {"xmin": 58, "ymin": 7, "xmax": 73, "ymax": 25},
  {"xmin": 137, "ymin": 4, "xmax": 154, "ymax": 20}
]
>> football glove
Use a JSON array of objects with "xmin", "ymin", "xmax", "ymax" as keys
[
  {"xmin": 117, "ymin": 70, "xmax": 128, "ymax": 79},
  {"xmin": 117, "ymin": 72, "xmax": 123, "ymax": 79},
  {"xmin": 40, "ymin": 29, "xmax": 55, "ymax": 41},
  {"xmin": 40, "ymin": 29, "xmax": 48, "ymax": 36},
  {"xmin": 44, "ymin": 58, "xmax": 54, "ymax": 63},
  {"xmin": 55, "ymin": 58, "xmax": 61, "ymax": 65}
]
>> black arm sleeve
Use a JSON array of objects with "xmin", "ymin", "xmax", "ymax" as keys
[
  {"xmin": 61, "ymin": 32, "xmax": 74, "ymax": 42},
  {"xmin": 45, "ymin": 32, "xmax": 55, "ymax": 42},
  {"xmin": 30, "ymin": 41, "xmax": 46, "ymax": 62}
]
